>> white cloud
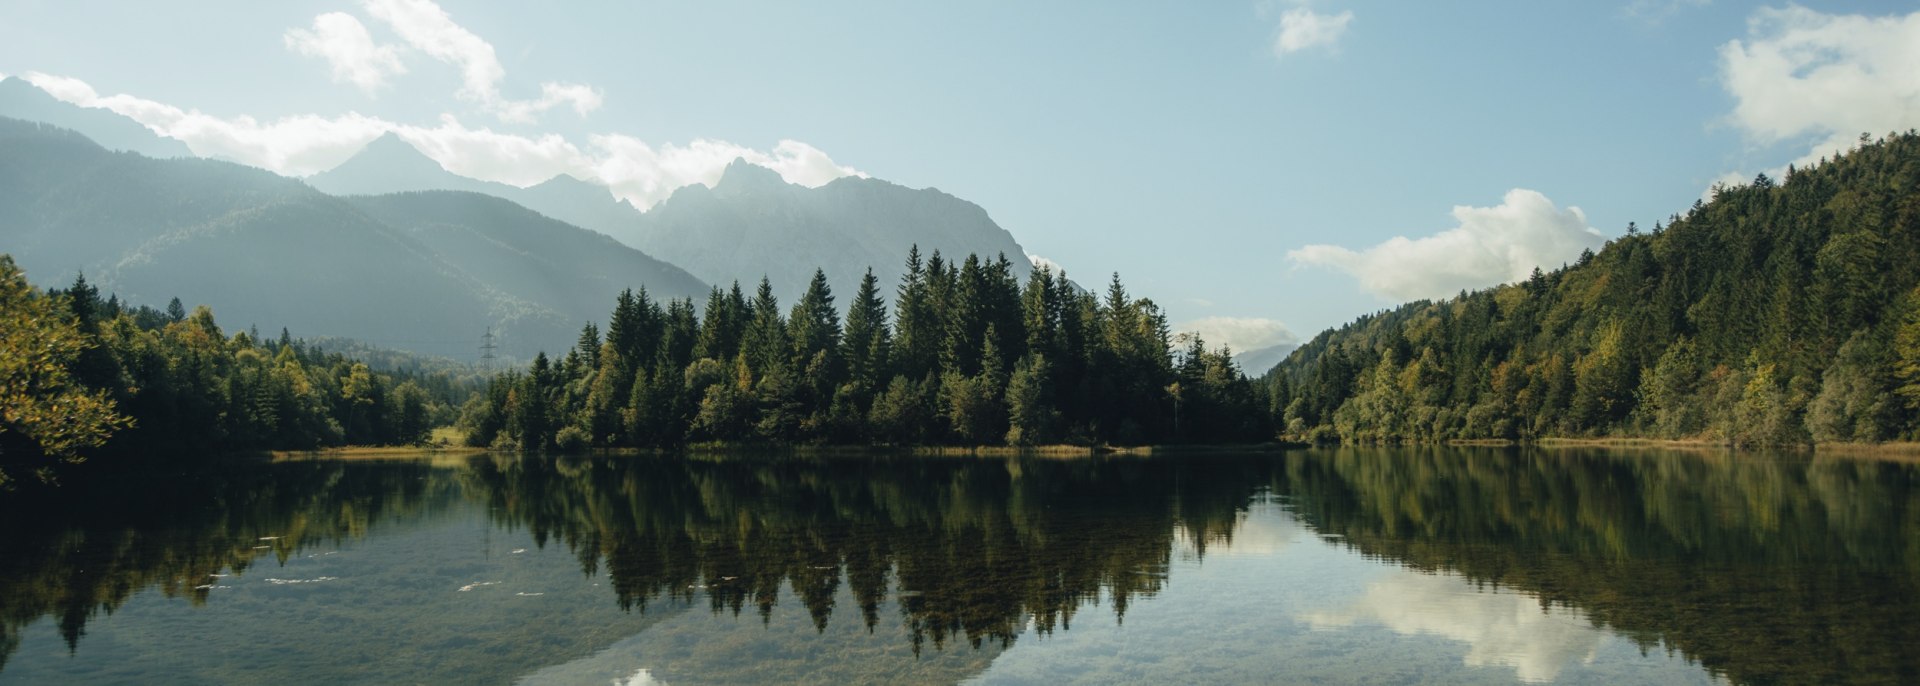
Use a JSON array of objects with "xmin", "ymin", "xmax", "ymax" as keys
[
  {"xmin": 360, "ymin": 0, "xmax": 500, "ymax": 102},
  {"xmin": 1288, "ymin": 189, "xmax": 1603, "ymax": 302},
  {"xmin": 1175, "ymin": 316, "xmax": 1299, "ymax": 354},
  {"xmin": 587, "ymin": 134, "xmax": 863, "ymax": 209},
  {"xmin": 1027, "ymin": 254, "xmax": 1066, "ymax": 275},
  {"xmin": 1273, "ymin": 7, "xmax": 1354, "ymax": 57},
  {"xmin": 1302, "ymin": 570, "xmax": 1610, "ymax": 683},
  {"xmin": 15, "ymin": 73, "xmax": 860, "ymax": 208},
  {"xmin": 397, "ymin": 114, "xmax": 590, "ymax": 186},
  {"xmin": 355, "ymin": 0, "xmax": 602, "ymax": 123},
  {"xmin": 284, "ymin": 12, "xmax": 407, "ymax": 94},
  {"xmin": 21, "ymin": 71, "xmax": 388, "ymax": 174},
  {"xmin": 1715, "ymin": 6, "xmax": 1920, "ymax": 180}
]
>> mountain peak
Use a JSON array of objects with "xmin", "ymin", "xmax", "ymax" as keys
[
  {"xmin": 352, "ymin": 132, "xmax": 434, "ymax": 165},
  {"xmin": 714, "ymin": 158, "xmax": 788, "ymax": 196}
]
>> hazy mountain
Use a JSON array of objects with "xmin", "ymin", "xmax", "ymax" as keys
[
  {"xmin": 307, "ymin": 133, "xmax": 642, "ymax": 243},
  {"xmin": 343, "ymin": 190, "xmax": 706, "ymax": 323},
  {"xmin": 308, "ymin": 135, "xmax": 1035, "ymax": 301},
  {"xmin": 0, "ymin": 77, "xmax": 192, "ymax": 159},
  {"xmin": 0, "ymin": 118, "xmax": 705, "ymax": 357},
  {"xmin": 1232, "ymin": 342, "xmax": 1299, "ymax": 377},
  {"xmin": 632, "ymin": 159, "xmax": 1031, "ymax": 299}
]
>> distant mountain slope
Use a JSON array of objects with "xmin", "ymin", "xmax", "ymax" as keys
[
  {"xmin": 632, "ymin": 159, "xmax": 1030, "ymax": 299},
  {"xmin": 308, "ymin": 134, "xmax": 1034, "ymax": 300},
  {"xmin": 343, "ymin": 190, "xmax": 706, "ymax": 322},
  {"xmin": 0, "ymin": 77, "xmax": 192, "ymax": 159},
  {"xmin": 1265, "ymin": 132, "xmax": 1920, "ymax": 445},
  {"xmin": 306, "ymin": 133, "xmax": 644, "ymax": 245},
  {"xmin": 0, "ymin": 118, "xmax": 706, "ymax": 356},
  {"xmin": 1232, "ymin": 342, "xmax": 1298, "ymax": 377}
]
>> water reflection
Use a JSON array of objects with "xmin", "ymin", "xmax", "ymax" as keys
[
  {"xmin": 1303, "ymin": 570, "xmax": 1608, "ymax": 683},
  {"xmin": 1281, "ymin": 447, "xmax": 1920, "ymax": 685},
  {"xmin": 458, "ymin": 453, "xmax": 1277, "ymax": 650},
  {"xmin": 0, "ymin": 448, "xmax": 1914, "ymax": 684}
]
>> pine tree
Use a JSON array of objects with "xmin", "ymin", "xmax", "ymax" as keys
[
  {"xmin": 742, "ymin": 277, "xmax": 788, "ymax": 378},
  {"xmin": 842, "ymin": 269, "xmax": 891, "ymax": 391}
]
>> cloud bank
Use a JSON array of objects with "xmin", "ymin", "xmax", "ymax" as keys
[
  {"xmin": 1288, "ymin": 189, "xmax": 1603, "ymax": 302},
  {"xmin": 1717, "ymin": 6, "xmax": 1920, "ymax": 177},
  {"xmin": 1176, "ymin": 316, "xmax": 1299, "ymax": 355},
  {"xmin": 16, "ymin": 72, "xmax": 861, "ymax": 209}
]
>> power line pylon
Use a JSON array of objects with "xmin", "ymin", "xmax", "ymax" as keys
[{"xmin": 480, "ymin": 327, "xmax": 498, "ymax": 372}]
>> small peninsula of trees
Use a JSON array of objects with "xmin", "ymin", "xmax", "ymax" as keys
[
  {"xmin": 462, "ymin": 249, "xmax": 1271, "ymax": 450},
  {"xmin": 0, "ymin": 255, "xmax": 476, "ymax": 487},
  {"xmin": 1266, "ymin": 131, "xmax": 1920, "ymax": 445}
]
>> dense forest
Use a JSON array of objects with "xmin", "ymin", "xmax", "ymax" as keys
[
  {"xmin": 1266, "ymin": 131, "xmax": 1920, "ymax": 445},
  {"xmin": 462, "ymin": 249, "xmax": 1272, "ymax": 450},
  {"xmin": 0, "ymin": 255, "xmax": 481, "ymax": 487}
]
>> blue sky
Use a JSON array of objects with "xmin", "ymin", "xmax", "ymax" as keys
[{"xmin": 3, "ymin": 0, "xmax": 1917, "ymax": 352}]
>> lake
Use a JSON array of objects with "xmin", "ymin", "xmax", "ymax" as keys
[{"xmin": 0, "ymin": 447, "xmax": 1915, "ymax": 684}]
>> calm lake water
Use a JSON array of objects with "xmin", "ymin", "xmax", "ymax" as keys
[{"xmin": 1, "ymin": 448, "xmax": 1915, "ymax": 685}]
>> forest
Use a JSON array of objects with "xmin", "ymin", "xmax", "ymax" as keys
[
  {"xmin": 0, "ymin": 255, "xmax": 480, "ymax": 487},
  {"xmin": 1266, "ymin": 131, "xmax": 1920, "ymax": 445},
  {"xmin": 460, "ymin": 249, "xmax": 1273, "ymax": 450},
  {"xmin": 14, "ymin": 132, "xmax": 1920, "ymax": 480}
]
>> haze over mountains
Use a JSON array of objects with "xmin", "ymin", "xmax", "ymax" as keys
[
  {"xmin": 0, "ymin": 77, "xmax": 192, "ymax": 160},
  {"xmin": 0, "ymin": 81, "xmax": 1043, "ymax": 361},
  {"xmin": 0, "ymin": 117, "xmax": 704, "ymax": 357},
  {"xmin": 310, "ymin": 132, "xmax": 1033, "ymax": 302}
]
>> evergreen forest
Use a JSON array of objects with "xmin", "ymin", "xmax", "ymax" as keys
[
  {"xmin": 460, "ymin": 249, "xmax": 1272, "ymax": 450},
  {"xmin": 1266, "ymin": 131, "xmax": 1920, "ymax": 445}
]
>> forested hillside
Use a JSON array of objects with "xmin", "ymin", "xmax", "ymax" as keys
[
  {"xmin": 0, "ymin": 256, "xmax": 480, "ymax": 488},
  {"xmin": 463, "ymin": 248, "xmax": 1271, "ymax": 449},
  {"xmin": 1265, "ymin": 131, "xmax": 1920, "ymax": 445}
]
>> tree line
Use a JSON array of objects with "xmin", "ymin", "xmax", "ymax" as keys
[
  {"xmin": 461, "ymin": 249, "xmax": 1271, "ymax": 450},
  {"xmin": 1265, "ymin": 130, "xmax": 1920, "ymax": 445},
  {"xmin": 0, "ymin": 255, "xmax": 480, "ymax": 487}
]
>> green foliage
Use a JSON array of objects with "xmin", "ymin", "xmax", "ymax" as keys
[
  {"xmin": 1, "ymin": 255, "xmax": 477, "ymax": 480},
  {"xmin": 468, "ymin": 249, "xmax": 1272, "ymax": 449},
  {"xmin": 0, "ymin": 257, "xmax": 128, "ymax": 485},
  {"xmin": 1268, "ymin": 132, "xmax": 1920, "ymax": 444}
]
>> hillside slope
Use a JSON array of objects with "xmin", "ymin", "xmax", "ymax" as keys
[
  {"xmin": 631, "ymin": 159, "xmax": 1031, "ymax": 300},
  {"xmin": 1264, "ymin": 132, "xmax": 1920, "ymax": 445},
  {"xmin": 0, "ymin": 118, "xmax": 705, "ymax": 356}
]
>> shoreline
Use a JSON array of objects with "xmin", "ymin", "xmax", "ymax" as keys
[{"xmin": 269, "ymin": 441, "xmax": 1304, "ymax": 461}]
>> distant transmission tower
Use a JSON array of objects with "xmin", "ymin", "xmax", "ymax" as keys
[{"xmin": 480, "ymin": 327, "xmax": 498, "ymax": 372}]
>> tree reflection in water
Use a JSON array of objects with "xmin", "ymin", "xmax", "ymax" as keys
[{"xmin": 1, "ymin": 448, "xmax": 1915, "ymax": 685}]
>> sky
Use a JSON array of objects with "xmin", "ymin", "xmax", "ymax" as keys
[{"xmin": 3, "ymin": 0, "xmax": 1918, "ymax": 354}]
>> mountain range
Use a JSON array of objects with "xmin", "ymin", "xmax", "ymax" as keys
[
  {"xmin": 1, "ymin": 77, "xmax": 1044, "ymax": 360},
  {"xmin": 308, "ymin": 132, "xmax": 1032, "ymax": 301},
  {"xmin": 0, "ymin": 117, "xmax": 704, "ymax": 357}
]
